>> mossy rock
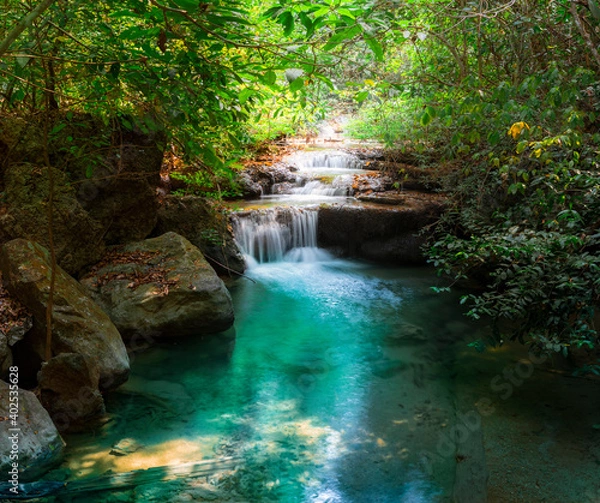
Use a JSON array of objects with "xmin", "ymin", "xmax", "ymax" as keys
[{"xmin": 0, "ymin": 164, "xmax": 105, "ymax": 275}]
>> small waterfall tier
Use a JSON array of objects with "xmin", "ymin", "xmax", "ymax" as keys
[
  {"xmin": 291, "ymin": 177, "xmax": 353, "ymax": 197},
  {"xmin": 233, "ymin": 207, "xmax": 330, "ymax": 264},
  {"xmin": 286, "ymin": 150, "xmax": 363, "ymax": 171},
  {"xmin": 277, "ymin": 149, "xmax": 364, "ymax": 198}
]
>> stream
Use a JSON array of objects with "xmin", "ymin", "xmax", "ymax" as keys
[{"xmin": 47, "ymin": 136, "xmax": 600, "ymax": 503}]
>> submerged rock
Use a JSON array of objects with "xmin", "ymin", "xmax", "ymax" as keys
[
  {"xmin": 80, "ymin": 232, "xmax": 235, "ymax": 338},
  {"xmin": 0, "ymin": 239, "xmax": 130, "ymax": 391},
  {"xmin": 110, "ymin": 438, "xmax": 143, "ymax": 456},
  {"xmin": 0, "ymin": 380, "xmax": 65, "ymax": 482},
  {"xmin": 385, "ymin": 323, "xmax": 427, "ymax": 344},
  {"xmin": 37, "ymin": 353, "xmax": 106, "ymax": 433},
  {"xmin": 155, "ymin": 196, "xmax": 246, "ymax": 277}
]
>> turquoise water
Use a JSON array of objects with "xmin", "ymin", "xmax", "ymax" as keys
[
  {"xmin": 222, "ymin": 257, "xmax": 458, "ymax": 501},
  {"xmin": 55, "ymin": 252, "xmax": 600, "ymax": 503},
  {"xmin": 58, "ymin": 255, "xmax": 472, "ymax": 502}
]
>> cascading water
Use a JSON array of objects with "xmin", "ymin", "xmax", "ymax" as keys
[
  {"xmin": 291, "ymin": 180, "xmax": 350, "ymax": 197},
  {"xmin": 286, "ymin": 150, "xmax": 364, "ymax": 171},
  {"xmin": 279, "ymin": 149, "xmax": 364, "ymax": 198},
  {"xmin": 233, "ymin": 207, "xmax": 331, "ymax": 265}
]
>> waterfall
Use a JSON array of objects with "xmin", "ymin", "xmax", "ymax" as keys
[
  {"xmin": 291, "ymin": 180, "xmax": 350, "ymax": 197},
  {"xmin": 233, "ymin": 208, "xmax": 330, "ymax": 264},
  {"xmin": 286, "ymin": 150, "xmax": 363, "ymax": 170},
  {"xmin": 280, "ymin": 150, "xmax": 361, "ymax": 197}
]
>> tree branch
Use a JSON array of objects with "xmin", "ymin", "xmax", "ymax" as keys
[
  {"xmin": 0, "ymin": 0, "xmax": 56, "ymax": 59},
  {"xmin": 570, "ymin": 0, "xmax": 600, "ymax": 71}
]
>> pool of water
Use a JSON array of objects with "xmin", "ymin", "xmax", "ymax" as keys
[
  {"xmin": 50, "ymin": 257, "xmax": 600, "ymax": 503},
  {"xmin": 55, "ymin": 256, "xmax": 476, "ymax": 502}
]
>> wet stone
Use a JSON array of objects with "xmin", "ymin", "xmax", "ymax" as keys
[{"xmin": 110, "ymin": 438, "xmax": 143, "ymax": 457}]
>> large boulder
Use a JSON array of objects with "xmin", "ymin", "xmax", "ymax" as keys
[
  {"xmin": 68, "ymin": 126, "xmax": 165, "ymax": 245},
  {"xmin": 0, "ymin": 117, "xmax": 46, "ymax": 174},
  {"xmin": 317, "ymin": 193, "xmax": 446, "ymax": 264},
  {"xmin": 37, "ymin": 353, "xmax": 106, "ymax": 433},
  {"xmin": 0, "ymin": 274, "xmax": 32, "ymax": 378},
  {"xmin": 0, "ymin": 115, "xmax": 166, "ymax": 258},
  {"xmin": 0, "ymin": 380, "xmax": 65, "ymax": 482},
  {"xmin": 0, "ymin": 164, "xmax": 105, "ymax": 275},
  {"xmin": 0, "ymin": 239, "xmax": 130, "ymax": 391},
  {"xmin": 80, "ymin": 232, "xmax": 235, "ymax": 339},
  {"xmin": 154, "ymin": 196, "xmax": 246, "ymax": 276}
]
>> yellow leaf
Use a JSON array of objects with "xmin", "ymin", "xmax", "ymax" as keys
[{"xmin": 508, "ymin": 121, "xmax": 530, "ymax": 140}]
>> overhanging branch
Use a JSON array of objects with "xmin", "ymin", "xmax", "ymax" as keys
[{"xmin": 0, "ymin": 0, "xmax": 56, "ymax": 59}]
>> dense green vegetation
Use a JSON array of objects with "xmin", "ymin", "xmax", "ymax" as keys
[
  {"xmin": 2, "ymin": 0, "xmax": 600, "ymax": 359},
  {"xmin": 341, "ymin": 1, "xmax": 600, "ymax": 360}
]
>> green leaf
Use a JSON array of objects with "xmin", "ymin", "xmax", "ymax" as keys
[
  {"xmin": 312, "ymin": 6, "xmax": 331, "ymax": 18},
  {"xmin": 11, "ymin": 89, "xmax": 25, "ymax": 102},
  {"xmin": 299, "ymin": 12, "xmax": 314, "ymax": 37},
  {"xmin": 263, "ymin": 70, "xmax": 277, "ymax": 86},
  {"xmin": 172, "ymin": 0, "xmax": 199, "ymax": 11},
  {"xmin": 202, "ymin": 144, "xmax": 223, "ymax": 168},
  {"xmin": 365, "ymin": 36, "xmax": 384, "ymax": 61},
  {"xmin": 238, "ymin": 88, "xmax": 254, "ymax": 104},
  {"xmin": 316, "ymin": 74, "xmax": 335, "ymax": 89},
  {"xmin": 279, "ymin": 11, "xmax": 295, "ymax": 37},
  {"xmin": 488, "ymin": 130, "xmax": 501, "ymax": 145},
  {"xmin": 420, "ymin": 110, "xmax": 432, "ymax": 127},
  {"xmin": 355, "ymin": 90, "xmax": 369, "ymax": 102},
  {"xmin": 262, "ymin": 6, "xmax": 282, "ymax": 19},
  {"xmin": 206, "ymin": 14, "xmax": 251, "ymax": 26},
  {"xmin": 50, "ymin": 123, "xmax": 67, "ymax": 135},
  {"xmin": 16, "ymin": 56, "xmax": 30, "ymax": 68},
  {"xmin": 336, "ymin": 8, "xmax": 355, "ymax": 19},
  {"xmin": 228, "ymin": 132, "xmax": 241, "ymax": 148},
  {"xmin": 120, "ymin": 26, "xmax": 160, "ymax": 41},
  {"xmin": 289, "ymin": 77, "xmax": 304, "ymax": 92},
  {"xmin": 120, "ymin": 118, "xmax": 133, "ymax": 130},
  {"xmin": 323, "ymin": 25, "xmax": 362, "ymax": 51},
  {"xmin": 516, "ymin": 140, "xmax": 528, "ymax": 154}
]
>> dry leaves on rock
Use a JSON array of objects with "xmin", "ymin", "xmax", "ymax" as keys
[{"xmin": 90, "ymin": 250, "xmax": 178, "ymax": 295}]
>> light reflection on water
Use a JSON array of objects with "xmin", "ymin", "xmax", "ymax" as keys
[
  {"xmin": 57, "ymin": 253, "xmax": 600, "ymax": 502},
  {"xmin": 58, "ymin": 257, "xmax": 472, "ymax": 501}
]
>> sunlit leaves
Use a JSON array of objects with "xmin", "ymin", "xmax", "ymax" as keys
[{"xmin": 508, "ymin": 121, "xmax": 530, "ymax": 140}]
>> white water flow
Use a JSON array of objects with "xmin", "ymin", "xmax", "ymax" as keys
[
  {"xmin": 233, "ymin": 207, "xmax": 331, "ymax": 264},
  {"xmin": 285, "ymin": 150, "xmax": 364, "ymax": 197}
]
